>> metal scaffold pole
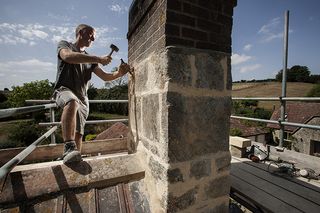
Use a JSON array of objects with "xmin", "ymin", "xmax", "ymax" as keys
[{"xmin": 278, "ymin": 10, "xmax": 290, "ymax": 151}]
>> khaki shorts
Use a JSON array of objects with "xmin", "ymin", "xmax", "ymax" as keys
[{"xmin": 53, "ymin": 87, "xmax": 89, "ymax": 135}]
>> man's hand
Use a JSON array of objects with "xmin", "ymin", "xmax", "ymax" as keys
[
  {"xmin": 99, "ymin": 55, "xmax": 112, "ymax": 66},
  {"xmin": 118, "ymin": 63, "xmax": 131, "ymax": 76}
]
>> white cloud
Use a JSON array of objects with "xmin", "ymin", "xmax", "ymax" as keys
[
  {"xmin": 258, "ymin": 17, "xmax": 287, "ymax": 43},
  {"xmin": 0, "ymin": 23, "xmax": 74, "ymax": 46},
  {"xmin": 109, "ymin": 4, "xmax": 128, "ymax": 13},
  {"xmin": 239, "ymin": 64, "xmax": 262, "ymax": 73},
  {"xmin": 258, "ymin": 17, "xmax": 280, "ymax": 34},
  {"xmin": 0, "ymin": 23, "xmax": 119, "ymax": 48},
  {"xmin": 231, "ymin": 53, "xmax": 252, "ymax": 65},
  {"xmin": 243, "ymin": 44, "xmax": 252, "ymax": 51},
  {"xmin": 20, "ymin": 29, "xmax": 48, "ymax": 40},
  {"xmin": 0, "ymin": 59, "xmax": 54, "ymax": 72},
  {"xmin": 0, "ymin": 59, "xmax": 56, "ymax": 89}
]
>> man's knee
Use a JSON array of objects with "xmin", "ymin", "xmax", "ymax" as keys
[{"xmin": 65, "ymin": 100, "xmax": 79, "ymax": 111}]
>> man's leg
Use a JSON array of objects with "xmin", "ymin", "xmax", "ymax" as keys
[
  {"xmin": 60, "ymin": 100, "xmax": 82, "ymax": 163},
  {"xmin": 61, "ymin": 100, "xmax": 78, "ymax": 142},
  {"xmin": 75, "ymin": 132, "xmax": 83, "ymax": 152}
]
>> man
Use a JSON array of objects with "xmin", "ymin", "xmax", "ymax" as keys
[{"xmin": 53, "ymin": 24, "xmax": 131, "ymax": 164}]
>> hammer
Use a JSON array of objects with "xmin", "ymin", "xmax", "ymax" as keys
[{"xmin": 108, "ymin": 44, "xmax": 119, "ymax": 57}]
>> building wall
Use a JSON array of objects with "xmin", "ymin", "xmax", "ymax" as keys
[
  {"xmin": 293, "ymin": 117, "xmax": 320, "ymax": 155},
  {"xmin": 127, "ymin": 0, "xmax": 237, "ymax": 212},
  {"xmin": 247, "ymin": 134, "xmax": 266, "ymax": 144}
]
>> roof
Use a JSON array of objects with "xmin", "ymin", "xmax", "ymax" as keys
[
  {"xmin": 230, "ymin": 118, "xmax": 269, "ymax": 137},
  {"xmin": 267, "ymin": 102, "xmax": 320, "ymax": 133},
  {"xmin": 95, "ymin": 122, "xmax": 129, "ymax": 140}
]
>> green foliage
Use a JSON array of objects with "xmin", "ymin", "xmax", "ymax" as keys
[
  {"xmin": 94, "ymin": 84, "xmax": 128, "ymax": 115},
  {"xmin": 8, "ymin": 80, "xmax": 54, "ymax": 107},
  {"xmin": 308, "ymin": 75, "xmax": 320, "ymax": 83},
  {"xmin": 307, "ymin": 84, "xmax": 320, "ymax": 97},
  {"xmin": 232, "ymin": 100, "xmax": 272, "ymax": 127},
  {"xmin": 0, "ymin": 91, "xmax": 10, "ymax": 109},
  {"xmin": 85, "ymin": 134, "xmax": 97, "ymax": 141},
  {"xmin": 87, "ymin": 83, "xmax": 98, "ymax": 100},
  {"xmin": 276, "ymin": 65, "xmax": 311, "ymax": 82},
  {"xmin": 230, "ymin": 128, "xmax": 242, "ymax": 136},
  {"xmin": 7, "ymin": 120, "xmax": 51, "ymax": 148}
]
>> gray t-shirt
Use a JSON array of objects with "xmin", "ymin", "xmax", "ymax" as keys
[{"xmin": 54, "ymin": 40, "xmax": 97, "ymax": 103}]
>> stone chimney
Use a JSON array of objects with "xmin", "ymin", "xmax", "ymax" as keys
[{"xmin": 127, "ymin": 0, "xmax": 237, "ymax": 212}]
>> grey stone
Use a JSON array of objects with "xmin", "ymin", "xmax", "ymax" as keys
[
  {"xmin": 129, "ymin": 180, "xmax": 151, "ymax": 213},
  {"xmin": 167, "ymin": 92, "xmax": 231, "ymax": 162},
  {"xmin": 148, "ymin": 156, "xmax": 166, "ymax": 181},
  {"xmin": 205, "ymin": 176, "xmax": 230, "ymax": 199},
  {"xmin": 167, "ymin": 51, "xmax": 192, "ymax": 86},
  {"xmin": 190, "ymin": 159, "xmax": 211, "ymax": 179},
  {"xmin": 168, "ymin": 187, "xmax": 198, "ymax": 213},
  {"xmin": 195, "ymin": 53, "xmax": 225, "ymax": 91},
  {"xmin": 135, "ymin": 62, "xmax": 149, "ymax": 93},
  {"xmin": 168, "ymin": 168, "xmax": 184, "ymax": 183},
  {"xmin": 226, "ymin": 56, "xmax": 232, "ymax": 90},
  {"xmin": 203, "ymin": 203, "xmax": 229, "ymax": 213},
  {"xmin": 215, "ymin": 155, "xmax": 231, "ymax": 172},
  {"xmin": 142, "ymin": 94, "xmax": 160, "ymax": 142}
]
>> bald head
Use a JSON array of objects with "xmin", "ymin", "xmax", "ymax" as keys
[{"xmin": 75, "ymin": 24, "xmax": 94, "ymax": 38}]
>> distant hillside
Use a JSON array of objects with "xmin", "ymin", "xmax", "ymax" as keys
[{"xmin": 232, "ymin": 82, "xmax": 315, "ymax": 111}]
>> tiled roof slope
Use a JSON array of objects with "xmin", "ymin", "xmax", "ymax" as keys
[
  {"xmin": 95, "ymin": 122, "xmax": 129, "ymax": 140},
  {"xmin": 230, "ymin": 118, "xmax": 269, "ymax": 137},
  {"xmin": 267, "ymin": 102, "xmax": 320, "ymax": 133}
]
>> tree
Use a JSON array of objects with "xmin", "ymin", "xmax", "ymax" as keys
[
  {"xmin": 290, "ymin": 65, "xmax": 310, "ymax": 82},
  {"xmin": 7, "ymin": 80, "xmax": 54, "ymax": 107},
  {"xmin": 95, "ymin": 84, "xmax": 128, "ymax": 115},
  {"xmin": 275, "ymin": 65, "xmax": 311, "ymax": 82},
  {"xmin": 87, "ymin": 83, "xmax": 98, "ymax": 100}
]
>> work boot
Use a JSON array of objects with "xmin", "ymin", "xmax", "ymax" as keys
[{"xmin": 62, "ymin": 141, "xmax": 82, "ymax": 164}]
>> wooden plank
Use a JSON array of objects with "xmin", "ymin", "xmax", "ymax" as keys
[
  {"xmin": 27, "ymin": 195, "xmax": 64, "ymax": 213},
  {"xmin": 0, "ymin": 138, "xmax": 127, "ymax": 165},
  {"xmin": 231, "ymin": 164, "xmax": 320, "ymax": 213},
  {"xmin": 232, "ymin": 156, "xmax": 320, "ymax": 194},
  {"xmin": 64, "ymin": 189, "xmax": 96, "ymax": 213},
  {"xmin": 1, "ymin": 154, "xmax": 145, "ymax": 205},
  {"xmin": 231, "ymin": 175, "xmax": 302, "ymax": 213},
  {"xmin": 232, "ymin": 157, "xmax": 320, "ymax": 204},
  {"xmin": 96, "ymin": 186, "xmax": 120, "ymax": 213}
]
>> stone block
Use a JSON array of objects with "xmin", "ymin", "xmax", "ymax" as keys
[
  {"xmin": 230, "ymin": 136, "xmax": 251, "ymax": 148},
  {"xmin": 168, "ymin": 168, "xmax": 184, "ymax": 183},
  {"xmin": 168, "ymin": 187, "xmax": 198, "ymax": 212},
  {"xmin": 195, "ymin": 52, "xmax": 225, "ymax": 91},
  {"xmin": 129, "ymin": 180, "xmax": 151, "ymax": 213},
  {"xmin": 230, "ymin": 145, "xmax": 247, "ymax": 158},
  {"xmin": 190, "ymin": 159, "xmax": 211, "ymax": 179},
  {"xmin": 167, "ymin": 92, "xmax": 231, "ymax": 162},
  {"xmin": 205, "ymin": 176, "xmax": 230, "ymax": 199},
  {"xmin": 167, "ymin": 51, "xmax": 192, "ymax": 87},
  {"xmin": 215, "ymin": 154, "xmax": 231, "ymax": 172},
  {"xmin": 148, "ymin": 156, "xmax": 166, "ymax": 181},
  {"xmin": 142, "ymin": 94, "xmax": 160, "ymax": 142}
]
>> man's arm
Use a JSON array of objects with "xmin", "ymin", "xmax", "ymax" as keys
[
  {"xmin": 93, "ymin": 63, "xmax": 131, "ymax": 81},
  {"xmin": 59, "ymin": 48, "xmax": 111, "ymax": 65}
]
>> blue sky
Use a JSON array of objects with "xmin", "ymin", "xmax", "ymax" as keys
[{"xmin": 0, "ymin": 0, "xmax": 319, "ymax": 89}]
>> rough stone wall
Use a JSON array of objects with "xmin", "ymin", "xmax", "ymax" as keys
[
  {"xmin": 128, "ymin": 0, "xmax": 236, "ymax": 212},
  {"xmin": 293, "ymin": 117, "xmax": 320, "ymax": 155}
]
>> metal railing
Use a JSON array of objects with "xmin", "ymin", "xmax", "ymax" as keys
[
  {"xmin": 25, "ymin": 99, "xmax": 129, "ymax": 145},
  {"xmin": 231, "ymin": 11, "xmax": 320, "ymax": 151},
  {"xmin": 0, "ymin": 99, "xmax": 128, "ymax": 187}
]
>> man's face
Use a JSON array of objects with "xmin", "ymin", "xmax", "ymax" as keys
[{"xmin": 81, "ymin": 29, "xmax": 95, "ymax": 47}]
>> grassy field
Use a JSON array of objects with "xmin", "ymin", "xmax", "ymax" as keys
[{"xmin": 232, "ymin": 82, "xmax": 316, "ymax": 110}]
